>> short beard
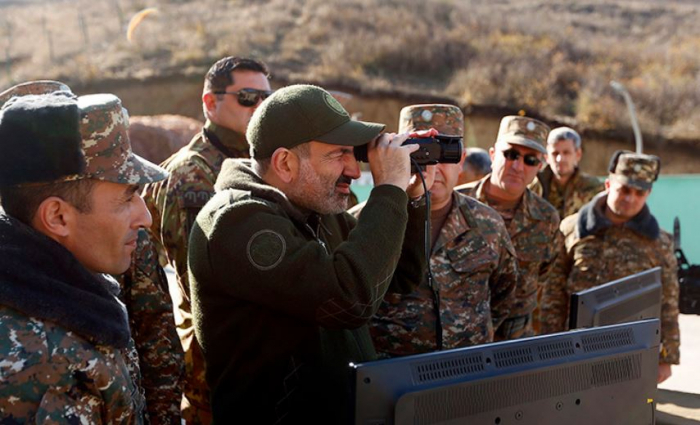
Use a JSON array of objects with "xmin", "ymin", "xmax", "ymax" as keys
[{"xmin": 287, "ymin": 160, "xmax": 350, "ymax": 215}]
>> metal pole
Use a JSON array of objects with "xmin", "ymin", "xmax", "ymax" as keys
[{"xmin": 610, "ymin": 80, "xmax": 643, "ymax": 153}]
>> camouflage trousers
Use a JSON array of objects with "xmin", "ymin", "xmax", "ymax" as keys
[{"xmin": 181, "ymin": 339, "xmax": 212, "ymax": 425}]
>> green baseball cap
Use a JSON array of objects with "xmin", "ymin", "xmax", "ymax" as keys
[{"xmin": 247, "ymin": 84, "xmax": 385, "ymax": 159}]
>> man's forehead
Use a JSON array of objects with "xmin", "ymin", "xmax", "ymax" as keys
[
  {"xmin": 549, "ymin": 138, "xmax": 578, "ymax": 150},
  {"xmin": 227, "ymin": 70, "xmax": 270, "ymax": 88}
]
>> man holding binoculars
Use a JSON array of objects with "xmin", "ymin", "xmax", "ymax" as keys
[{"xmin": 188, "ymin": 84, "xmax": 432, "ymax": 424}]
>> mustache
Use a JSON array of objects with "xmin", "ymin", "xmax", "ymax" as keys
[{"xmin": 336, "ymin": 175, "xmax": 353, "ymax": 186}]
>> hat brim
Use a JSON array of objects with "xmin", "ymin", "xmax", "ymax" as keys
[
  {"xmin": 608, "ymin": 173, "xmax": 652, "ymax": 191},
  {"xmin": 97, "ymin": 153, "xmax": 168, "ymax": 185},
  {"xmin": 316, "ymin": 119, "xmax": 385, "ymax": 147},
  {"xmin": 496, "ymin": 137, "xmax": 546, "ymax": 154}
]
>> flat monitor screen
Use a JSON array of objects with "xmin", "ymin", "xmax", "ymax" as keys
[
  {"xmin": 351, "ymin": 319, "xmax": 660, "ymax": 425},
  {"xmin": 569, "ymin": 267, "xmax": 662, "ymax": 330}
]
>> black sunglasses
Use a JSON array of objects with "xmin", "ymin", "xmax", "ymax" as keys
[
  {"xmin": 502, "ymin": 148, "xmax": 542, "ymax": 167},
  {"xmin": 214, "ymin": 88, "xmax": 273, "ymax": 107}
]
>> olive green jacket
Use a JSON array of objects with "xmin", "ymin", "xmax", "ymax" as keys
[{"xmin": 189, "ymin": 159, "xmax": 427, "ymax": 424}]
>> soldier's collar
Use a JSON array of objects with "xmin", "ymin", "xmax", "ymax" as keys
[
  {"xmin": 578, "ymin": 193, "xmax": 659, "ymax": 240},
  {"xmin": 520, "ymin": 188, "xmax": 549, "ymax": 222},
  {"xmin": 480, "ymin": 175, "xmax": 547, "ymax": 223},
  {"xmin": 204, "ymin": 119, "xmax": 249, "ymax": 157}
]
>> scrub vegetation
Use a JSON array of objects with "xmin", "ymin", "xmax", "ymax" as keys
[{"xmin": 2, "ymin": 0, "xmax": 700, "ymax": 141}]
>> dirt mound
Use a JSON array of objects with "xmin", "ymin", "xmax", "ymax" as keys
[{"xmin": 128, "ymin": 114, "xmax": 202, "ymax": 164}]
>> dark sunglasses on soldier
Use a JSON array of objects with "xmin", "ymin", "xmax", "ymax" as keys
[
  {"xmin": 214, "ymin": 88, "xmax": 274, "ymax": 107},
  {"xmin": 502, "ymin": 148, "xmax": 542, "ymax": 167}
]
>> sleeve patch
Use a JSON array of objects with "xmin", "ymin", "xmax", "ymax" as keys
[
  {"xmin": 246, "ymin": 230, "xmax": 286, "ymax": 271},
  {"xmin": 181, "ymin": 190, "xmax": 213, "ymax": 209}
]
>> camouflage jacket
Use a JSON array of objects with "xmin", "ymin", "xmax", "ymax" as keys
[
  {"xmin": 456, "ymin": 175, "xmax": 561, "ymax": 338},
  {"xmin": 118, "ymin": 230, "xmax": 184, "ymax": 425},
  {"xmin": 370, "ymin": 192, "xmax": 518, "ymax": 357},
  {"xmin": 539, "ymin": 193, "xmax": 680, "ymax": 364},
  {"xmin": 141, "ymin": 120, "xmax": 249, "ymax": 412},
  {"xmin": 0, "ymin": 213, "xmax": 145, "ymax": 423},
  {"xmin": 531, "ymin": 166, "xmax": 604, "ymax": 219}
]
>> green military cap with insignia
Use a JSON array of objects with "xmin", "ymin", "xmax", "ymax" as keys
[
  {"xmin": 495, "ymin": 115, "xmax": 550, "ymax": 154},
  {"xmin": 247, "ymin": 84, "xmax": 385, "ymax": 159},
  {"xmin": 398, "ymin": 104, "xmax": 464, "ymax": 136},
  {"xmin": 608, "ymin": 150, "xmax": 660, "ymax": 191},
  {"xmin": 0, "ymin": 87, "xmax": 167, "ymax": 186}
]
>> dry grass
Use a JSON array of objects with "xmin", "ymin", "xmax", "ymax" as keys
[{"xmin": 2, "ymin": 0, "xmax": 700, "ymax": 140}]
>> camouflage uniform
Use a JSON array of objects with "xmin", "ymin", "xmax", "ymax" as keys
[
  {"xmin": 457, "ymin": 177, "xmax": 560, "ymax": 338},
  {"xmin": 540, "ymin": 153, "xmax": 680, "ymax": 364},
  {"xmin": 142, "ymin": 119, "xmax": 249, "ymax": 422},
  {"xmin": 367, "ymin": 104, "xmax": 517, "ymax": 356},
  {"xmin": 0, "ymin": 305, "xmax": 145, "ymax": 424},
  {"xmin": 530, "ymin": 166, "xmax": 604, "ymax": 219},
  {"xmin": 0, "ymin": 90, "xmax": 167, "ymax": 422},
  {"xmin": 119, "ymin": 230, "xmax": 184, "ymax": 425},
  {"xmin": 1, "ymin": 81, "xmax": 183, "ymax": 424},
  {"xmin": 370, "ymin": 192, "xmax": 518, "ymax": 356}
]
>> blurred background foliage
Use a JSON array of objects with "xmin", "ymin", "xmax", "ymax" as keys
[{"xmin": 2, "ymin": 0, "xmax": 700, "ymax": 140}]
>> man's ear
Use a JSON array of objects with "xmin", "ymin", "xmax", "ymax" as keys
[
  {"xmin": 457, "ymin": 147, "xmax": 467, "ymax": 168},
  {"xmin": 489, "ymin": 147, "xmax": 496, "ymax": 162},
  {"xmin": 202, "ymin": 92, "xmax": 218, "ymax": 116},
  {"xmin": 270, "ymin": 148, "xmax": 300, "ymax": 184},
  {"xmin": 32, "ymin": 196, "xmax": 73, "ymax": 239},
  {"xmin": 575, "ymin": 148, "xmax": 583, "ymax": 164},
  {"xmin": 604, "ymin": 178, "xmax": 611, "ymax": 191}
]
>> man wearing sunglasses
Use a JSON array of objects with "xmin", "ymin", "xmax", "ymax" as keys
[
  {"xmin": 530, "ymin": 127, "xmax": 604, "ymax": 219},
  {"xmin": 540, "ymin": 151, "xmax": 679, "ymax": 384},
  {"xmin": 366, "ymin": 104, "xmax": 518, "ymax": 359},
  {"xmin": 138, "ymin": 56, "xmax": 271, "ymax": 424},
  {"xmin": 457, "ymin": 116, "xmax": 561, "ymax": 339}
]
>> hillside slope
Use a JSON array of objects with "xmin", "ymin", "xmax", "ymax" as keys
[{"xmin": 2, "ymin": 0, "xmax": 700, "ymax": 142}]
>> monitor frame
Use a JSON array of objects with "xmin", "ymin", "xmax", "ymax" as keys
[
  {"xmin": 351, "ymin": 319, "xmax": 660, "ymax": 425},
  {"xmin": 569, "ymin": 267, "xmax": 662, "ymax": 330}
]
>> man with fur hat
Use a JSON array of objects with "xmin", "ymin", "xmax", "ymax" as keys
[
  {"xmin": 540, "ymin": 151, "xmax": 680, "ymax": 383},
  {"xmin": 363, "ymin": 104, "xmax": 518, "ymax": 357},
  {"xmin": 456, "ymin": 116, "xmax": 561, "ymax": 339},
  {"xmin": 188, "ymin": 84, "xmax": 428, "ymax": 423},
  {"xmin": 0, "ymin": 81, "xmax": 183, "ymax": 425},
  {"xmin": 531, "ymin": 126, "xmax": 604, "ymax": 219},
  {"xmin": 0, "ymin": 88, "xmax": 167, "ymax": 421}
]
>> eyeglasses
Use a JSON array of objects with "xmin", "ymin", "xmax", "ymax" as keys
[
  {"xmin": 501, "ymin": 148, "xmax": 542, "ymax": 167},
  {"xmin": 213, "ymin": 88, "xmax": 273, "ymax": 107}
]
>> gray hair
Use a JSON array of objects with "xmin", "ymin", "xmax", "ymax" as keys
[
  {"xmin": 547, "ymin": 127, "xmax": 581, "ymax": 149},
  {"xmin": 463, "ymin": 147, "xmax": 491, "ymax": 175}
]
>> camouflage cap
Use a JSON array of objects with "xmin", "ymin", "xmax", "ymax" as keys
[
  {"xmin": 0, "ymin": 80, "xmax": 71, "ymax": 108},
  {"xmin": 495, "ymin": 115, "xmax": 550, "ymax": 154},
  {"xmin": 0, "ymin": 91, "xmax": 167, "ymax": 186},
  {"xmin": 398, "ymin": 104, "xmax": 464, "ymax": 136},
  {"xmin": 247, "ymin": 84, "xmax": 385, "ymax": 159},
  {"xmin": 608, "ymin": 150, "xmax": 660, "ymax": 191}
]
